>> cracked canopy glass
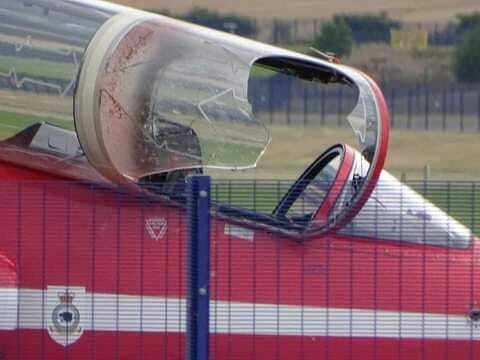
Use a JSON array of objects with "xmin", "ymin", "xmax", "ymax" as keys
[
  {"xmin": 0, "ymin": 0, "xmax": 382, "ymax": 188},
  {"xmin": 93, "ymin": 16, "xmax": 381, "ymax": 182},
  {"xmin": 94, "ymin": 18, "xmax": 269, "ymax": 180}
]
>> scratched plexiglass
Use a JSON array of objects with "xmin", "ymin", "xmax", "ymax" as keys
[
  {"xmin": 0, "ymin": 0, "xmax": 386, "ymax": 203},
  {"xmin": 0, "ymin": 0, "xmax": 115, "ymax": 137},
  {"xmin": 80, "ymin": 13, "xmax": 385, "ymax": 183}
]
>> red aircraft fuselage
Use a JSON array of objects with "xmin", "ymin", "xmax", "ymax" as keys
[
  {"xmin": 0, "ymin": 1, "xmax": 478, "ymax": 359},
  {"xmin": 0, "ymin": 157, "xmax": 479, "ymax": 360}
]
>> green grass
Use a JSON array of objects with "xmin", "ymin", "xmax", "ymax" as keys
[
  {"xmin": 0, "ymin": 110, "xmax": 476, "ymax": 237},
  {"xmin": 212, "ymin": 181, "xmax": 480, "ymax": 236},
  {"xmin": 418, "ymin": 183, "xmax": 480, "ymax": 235},
  {"xmin": 249, "ymin": 45, "xmax": 309, "ymax": 79},
  {"xmin": 0, "ymin": 110, "xmax": 74, "ymax": 139},
  {"xmin": 211, "ymin": 180, "xmax": 292, "ymax": 213},
  {"xmin": 0, "ymin": 55, "xmax": 75, "ymax": 81},
  {"xmin": 212, "ymin": 125, "xmax": 480, "ymax": 181},
  {"xmin": 284, "ymin": 43, "xmax": 310, "ymax": 54},
  {"xmin": 250, "ymin": 64, "xmax": 279, "ymax": 78},
  {"xmin": 201, "ymin": 139, "xmax": 266, "ymax": 167}
]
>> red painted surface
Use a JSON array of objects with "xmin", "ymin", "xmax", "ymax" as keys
[
  {"xmin": 0, "ymin": 159, "xmax": 478, "ymax": 359},
  {"xmin": 314, "ymin": 144, "xmax": 354, "ymax": 224},
  {"xmin": 2, "ymin": 331, "xmax": 480, "ymax": 360},
  {"xmin": 330, "ymin": 70, "xmax": 391, "ymax": 232}
]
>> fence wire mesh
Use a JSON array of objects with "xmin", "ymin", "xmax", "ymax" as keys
[
  {"xmin": 0, "ymin": 179, "xmax": 480, "ymax": 359},
  {"xmin": 0, "ymin": 182, "xmax": 187, "ymax": 359},
  {"xmin": 209, "ymin": 179, "xmax": 480, "ymax": 360}
]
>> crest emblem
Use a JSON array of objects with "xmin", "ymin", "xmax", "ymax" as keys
[
  {"xmin": 145, "ymin": 217, "xmax": 168, "ymax": 241},
  {"xmin": 47, "ymin": 286, "xmax": 85, "ymax": 347},
  {"xmin": 467, "ymin": 308, "xmax": 480, "ymax": 329}
]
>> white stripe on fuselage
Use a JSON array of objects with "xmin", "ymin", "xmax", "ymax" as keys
[{"xmin": 0, "ymin": 287, "xmax": 478, "ymax": 340}]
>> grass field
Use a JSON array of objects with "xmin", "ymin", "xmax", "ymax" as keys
[
  {"xmin": 110, "ymin": 0, "xmax": 480, "ymax": 22},
  {"xmin": 0, "ymin": 110, "xmax": 73, "ymax": 139},
  {"xmin": 207, "ymin": 125, "xmax": 480, "ymax": 181},
  {"xmin": 0, "ymin": 105, "xmax": 477, "ymax": 181},
  {"xmin": 0, "ymin": 55, "xmax": 75, "ymax": 81},
  {"xmin": 206, "ymin": 124, "xmax": 480, "ymax": 232},
  {"xmin": 0, "ymin": 89, "xmax": 72, "ymax": 120},
  {"xmin": 0, "ymin": 107, "xmax": 477, "ymax": 233},
  {"xmin": 211, "ymin": 178, "xmax": 480, "ymax": 236},
  {"xmin": 420, "ymin": 183, "xmax": 480, "ymax": 234}
]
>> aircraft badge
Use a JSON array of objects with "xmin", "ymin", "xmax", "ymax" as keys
[
  {"xmin": 145, "ymin": 217, "xmax": 168, "ymax": 241},
  {"xmin": 47, "ymin": 286, "xmax": 85, "ymax": 347}
]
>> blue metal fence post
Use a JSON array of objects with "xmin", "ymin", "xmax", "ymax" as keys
[
  {"xmin": 477, "ymin": 89, "xmax": 480, "ymax": 132},
  {"xmin": 407, "ymin": 88, "xmax": 412, "ymax": 129},
  {"xmin": 424, "ymin": 83, "xmax": 430, "ymax": 131},
  {"xmin": 442, "ymin": 88, "xmax": 447, "ymax": 131},
  {"xmin": 460, "ymin": 87, "xmax": 465, "ymax": 132},
  {"xmin": 337, "ymin": 86, "xmax": 343, "ymax": 127},
  {"xmin": 269, "ymin": 77, "xmax": 274, "ymax": 124},
  {"xmin": 186, "ymin": 175, "xmax": 211, "ymax": 360},
  {"xmin": 286, "ymin": 81, "xmax": 291, "ymax": 125},
  {"xmin": 390, "ymin": 87, "xmax": 395, "ymax": 128},
  {"xmin": 303, "ymin": 86, "xmax": 308, "ymax": 126}
]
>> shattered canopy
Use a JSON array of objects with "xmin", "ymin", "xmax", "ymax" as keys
[{"xmin": 75, "ymin": 13, "xmax": 386, "ymax": 190}]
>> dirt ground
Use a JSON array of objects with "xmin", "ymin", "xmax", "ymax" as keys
[{"xmin": 110, "ymin": 0, "xmax": 480, "ymax": 22}]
